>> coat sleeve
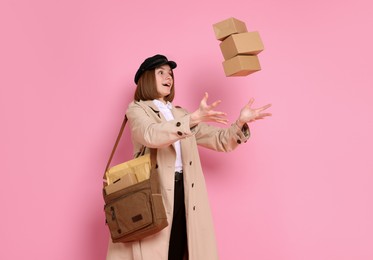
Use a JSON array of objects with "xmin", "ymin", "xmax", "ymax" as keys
[
  {"xmin": 192, "ymin": 121, "xmax": 251, "ymax": 152},
  {"xmin": 126, "ymin": 102, "xmax": 194, "ymax": 148}
]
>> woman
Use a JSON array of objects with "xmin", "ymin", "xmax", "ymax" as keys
[{"xmin": 106, "ymin": 54, "xmax": 271, "ymax": 260}]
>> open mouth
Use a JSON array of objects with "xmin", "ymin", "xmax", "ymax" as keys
[{"xmin": 162, "ymin": 83, "xmax": 171, "ymax": 87}]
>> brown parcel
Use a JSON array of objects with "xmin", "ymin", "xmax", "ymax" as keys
[
  {"xmin": 105, "ymin": 153, "xmax": 151, "ymax": 185},
  {"xmin": 220, "ymin": 31, "xmax": 264, "ymax": 60},
  {"xmin": 213, "ymin": 17, "xmax": 248, "ymax": 41},
  {"xmin": 104, "ymin": 172, "xmax": 138, "ymax": 195},
  {"xmin": 222, "ymin": 55, "xmax": 261, "ymax": 77}
]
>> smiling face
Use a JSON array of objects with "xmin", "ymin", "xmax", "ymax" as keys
[{"xmin": 155, "ymin": 65, "xmax": 174, "ymax": 102}]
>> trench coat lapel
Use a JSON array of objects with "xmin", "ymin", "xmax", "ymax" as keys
[
  {"xmin": 138, "ymin": 100, "xmax": 186, "ymax": 121},
  {"xmin": 138, "ymin": 100, "xmax": 165, "ymax": 121},
  {"xmin": 138, "ymin": 100, "xmax": 181, "ymax": 152}
]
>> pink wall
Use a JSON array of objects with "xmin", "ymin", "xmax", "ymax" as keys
[{"xmin": 1, "ymin": 0, "xmax": 373, "ymax": 259}]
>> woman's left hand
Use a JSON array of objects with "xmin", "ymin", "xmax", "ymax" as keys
[{"xmin": 237, "ymin": 98, "xmax": 272, "ymax": 127}]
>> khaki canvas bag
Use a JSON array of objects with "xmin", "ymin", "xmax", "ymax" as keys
[{"xmin": 103, "ymin": 115, "xmax": 168, "ymax": 243}]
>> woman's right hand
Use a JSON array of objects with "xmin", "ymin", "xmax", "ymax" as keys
[{"xmin": 190, "ymin": 92, "xmax": 228, "ymax": 127}]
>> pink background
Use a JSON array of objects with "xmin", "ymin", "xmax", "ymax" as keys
[{"xmin": 1, "ymin": 0, "xmax": 373, "ymax": 259}]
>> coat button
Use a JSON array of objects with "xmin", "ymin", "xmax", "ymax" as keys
[
  {"xmin": 237, "ymin": 140, "xmax": 242, "ymax": 144},
  {"xmin": 177, "ymin": 131, "xmax": 182, "ymax": 136},
  {"xmin": 176, "ymin": 122, "xmax": 181, "ymax": 127}
]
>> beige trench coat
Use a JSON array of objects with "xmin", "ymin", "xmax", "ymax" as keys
[{"xmin": 107, "ymin": 100, "xmax": 250, "ymax": 260}]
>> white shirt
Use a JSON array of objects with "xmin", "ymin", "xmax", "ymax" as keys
[{"xmin": 153, "ymin": 99, "xmax": 183, "ymax": 172}]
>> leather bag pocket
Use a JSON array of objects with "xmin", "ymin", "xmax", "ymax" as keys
[{"xmin": 105, "ymin": 189, "xmax": 153, "ymax": 239}]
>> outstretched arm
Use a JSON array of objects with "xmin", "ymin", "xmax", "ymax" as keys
[
  {"xmin": 188, "ymin": 94, "xmax": 271, "ymax": 152},
  {"xmin": 189, "ymin": 93, "xmax": 272, "ymax": 129}
]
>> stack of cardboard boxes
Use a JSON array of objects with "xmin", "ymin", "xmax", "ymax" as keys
[{"xmin": 213, "ymin": 17, "xmax": 264, "ymax": 77}]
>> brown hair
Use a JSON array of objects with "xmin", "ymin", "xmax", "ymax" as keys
[{"xmin": 134, "ymin": 69, "xmax": 175, "ymax": 102}]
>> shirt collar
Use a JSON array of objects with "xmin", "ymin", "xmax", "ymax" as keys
[{"xmin": 153, "ymin": 99, "xmax": 173, "ymax": 110}]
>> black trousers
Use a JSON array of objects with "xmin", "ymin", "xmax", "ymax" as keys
[{"xmin": 168, "ymin": 172, "xmax": 187, "ymax": 260}]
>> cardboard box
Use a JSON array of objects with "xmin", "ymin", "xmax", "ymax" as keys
[
  {"xmin": 220, "ymin": 31, "xmax": 264, "ymax": 60},
  {"xmin": 133, "ymin": 163, "xmax": 151, "ymax": 182},
  {"xmin": 213, "ymin": 17, "xmax": 248, "ymax": 41},
  {"xmin": 105, "ymin": 153, "xmax": 151, "ymax": 185},
  {"xmin": 104, "ymin": 172, "xmax": 138, "ymax": 195},
  {"xmin": 222, "ymin": 55, "xmax": 261, "ymax": 76}
]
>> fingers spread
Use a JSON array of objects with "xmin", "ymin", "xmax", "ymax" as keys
[
  {"xmin": 210, "ymin": 100, "xmax": 222, "ymax": 108},
  {"xmin": 212, "ymin": 117, "xmax": 228, "ymax": 125},
  {"xmin": 258, "ymin": 103, "xmax": 272, "ymax": 111},
  {"xmin": 252, "ymin": 113, "xmax": 272, "ymax": 121},
  {"xmin": 247, "ymin": 98, "xmax": 255, "ymax": 107},
  {"xmin": 260, "ymin": 113, "xmax": 272, "ymax": 117}
]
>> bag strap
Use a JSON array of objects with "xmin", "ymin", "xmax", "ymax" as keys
[
  {"xmin": 103, "ymin": 115, "xmax": 157, "ymax": 181},
  {"xmin": 104, "ymin": 115, "xmax": 128, "ymax": 179}
]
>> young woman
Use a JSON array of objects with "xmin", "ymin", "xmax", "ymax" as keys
[{"xmin": 106, "ymin": 54, "xmax": 271, "ymax": 260}]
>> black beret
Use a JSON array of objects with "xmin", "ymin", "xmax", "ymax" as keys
[{"xmin": 134, "ymin": 54, "xmax": 177, "ymax": 84}]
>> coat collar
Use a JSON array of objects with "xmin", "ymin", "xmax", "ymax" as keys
[
  {"xmin": 136, "ymin": 100, "xmax": 160, "ymax": 113},
  {"xmin": 136, "ymin": 100, "xmax": 185, "ymax": 119}
]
